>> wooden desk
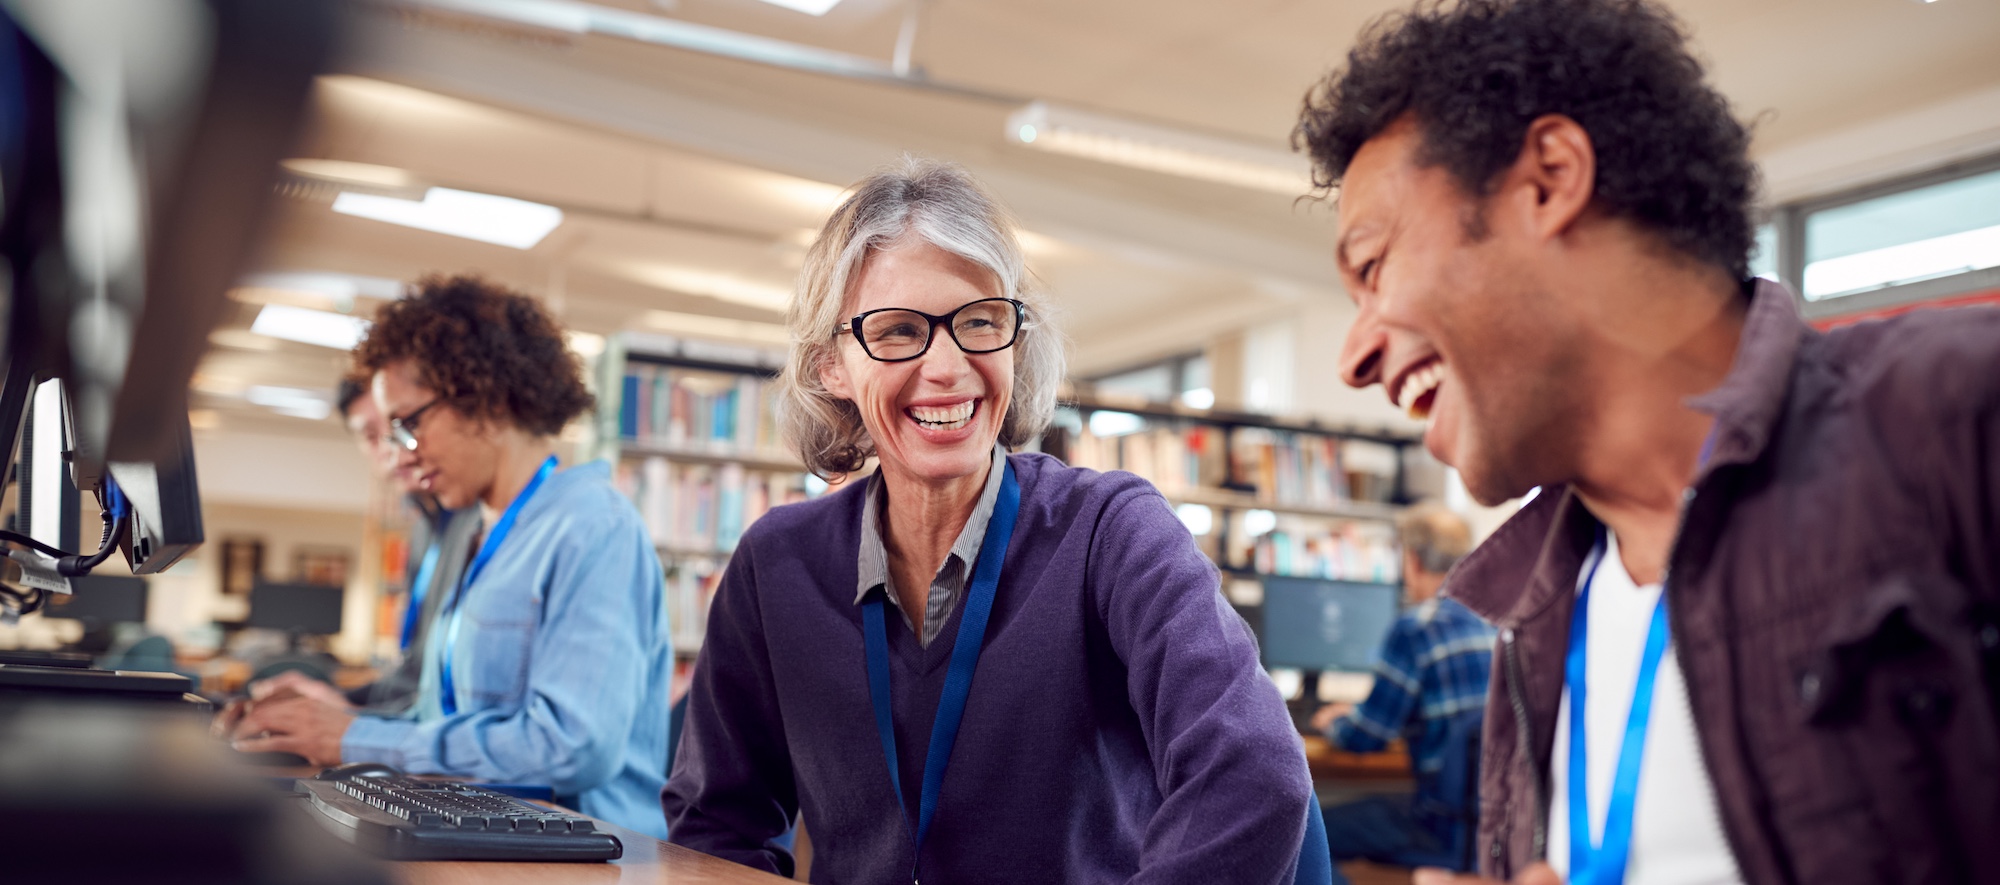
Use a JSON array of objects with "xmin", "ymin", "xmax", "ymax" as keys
[
  {"xmin": 257, "ymin": 769, "xmax": 789, "ymax": 885},
  {"xmin": 1302, "ymin": 734, "xmax": 1413, "ymax": 783},
  {"xmin": 394, "ymin": 819, "xmax": 793, "ymax": 885}
]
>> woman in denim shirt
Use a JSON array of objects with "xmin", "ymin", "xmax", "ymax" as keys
[{"xmin": 228, "ymin": 275, "xmax": 674, "ymax": 839}]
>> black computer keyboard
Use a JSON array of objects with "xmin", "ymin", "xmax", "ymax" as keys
[{"xmin": 296, "ymin": 776, "xmax": 623, "ymax": 862}]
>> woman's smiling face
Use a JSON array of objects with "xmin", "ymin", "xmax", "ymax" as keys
[{"xmin": 820, "ymin": 235, "xmax": 1015, "ymax": 488}]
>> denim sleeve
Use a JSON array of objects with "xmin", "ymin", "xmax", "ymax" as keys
[
  {"xmin": 1330, "ymin": 618, "xmax": 1421, "ymax": 753},
  {"xmin": 347, "ymin": 511, "xmax": 664, "ymax": 796}
]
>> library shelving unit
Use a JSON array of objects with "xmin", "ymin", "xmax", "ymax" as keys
[
  {"xmin": 598, "ymin": 336, "xmax": 820, "ymax": 657},
  {"xmin": 1040, "ymin": 393, "xmax": 1422, "ymax": 588}
]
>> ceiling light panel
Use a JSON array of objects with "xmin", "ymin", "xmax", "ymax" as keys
[
  {"xmin": 246, "ymin": 386, "xmax": 334, "ymax": 421},
  {"xmin": 1007, "ymin": 102, "xmax": 1312, "ymax": 196},
  {"xmin": 250, "ymin": 304, "xmax": 372, "ymax": 350},
  {"xmin": 752, "ymin": 0, "xmax": 843, "ymax": 14},
  {"xmin": 332, "ymin": 187, "xmax": 564, "ymax": 249}
]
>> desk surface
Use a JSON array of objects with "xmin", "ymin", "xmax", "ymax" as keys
[
  {"xmin": 264, "ymin": 768, "xmax": 789, "ymax": 884},
  {"xmin": 1302, "ymin": 734, "xmax": 1412, "ymax": 783},
  {"xmin": 395, "ymin": 821, "xmax": 793, "ymax": 885}
]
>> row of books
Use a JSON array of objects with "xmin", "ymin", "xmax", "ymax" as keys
[
  {"xmin": 613, "ymin": 456, "xmax": 816, "ymax": 554},
  {"xmin": 1059, "ymin": 419, "xmax": 1389, "ymax": 507},
  {"xmin": 619, "ymin": 363, "xmax": 783, "ymax": 455},
  {"xmin": 1236, "ymin": 521, "xmax": 1402, "ymax": 584},
  {"xmin": 664, "ymin": 555, "xmax": 725, "ymax": 655}
]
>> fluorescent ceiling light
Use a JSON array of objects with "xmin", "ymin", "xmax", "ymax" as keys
[
  {"xmin": 280, "ymin": 158, "xmax": 425, "ymax": 194},
  {"xmin": 640, "ymin": 309, "xmax": 790, "ymax": 346},
  {"xmin": 1802, "ymin": 223, "xmax": 2000, "ymax": 300},
  {"xmin": 332, "ymin": 187, "xmax": 563, "ymax": 249},
  {"xmin": 620, "ymin": 263, "xmax": 793, "ymax": 311},
  {"xmin": 1007, "ymin": 102, "xmax": 1312, "ymax": 196},
  {"xmin": 752, "ymin": 0, "xmax": 843, "ymax": 15},
  {"xmin": 250, "ymin": 304, "xmax": 371, "ymax": 350},
  {"xmin": 245, "ymin": 386, "xmax": 333, "ymax": 421}
]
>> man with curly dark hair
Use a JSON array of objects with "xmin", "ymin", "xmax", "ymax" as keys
[
  {"xmin": 1297, "ymin": 1, "xmax": 2000, "ymax": 884},
  {"xmin": 228, "ymin": 275, "xmax": 676, "ymax": 839}
]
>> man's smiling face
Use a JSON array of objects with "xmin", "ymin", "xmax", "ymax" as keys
[{"xmin": 1333, "ymin": 117, "xmax": 1587, "ymax": 505}]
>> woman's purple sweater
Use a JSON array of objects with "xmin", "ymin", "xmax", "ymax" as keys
[{"xmin": 663, "ymin": 452, "xmax": 1313, "ymax": 884}]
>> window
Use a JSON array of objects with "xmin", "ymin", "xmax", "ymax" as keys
[{"xmin": 1775, "ymin": 156, "xmax": 2000, "ymax": 317}]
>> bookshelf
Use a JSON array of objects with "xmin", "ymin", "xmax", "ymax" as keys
[
  {"xmin": 1041, "ymin": 393, "xmax": 1420, "ymax": 587},
  {"xmin": 600, "ymin": 337, "xmax": 820, "ymax": 656}
]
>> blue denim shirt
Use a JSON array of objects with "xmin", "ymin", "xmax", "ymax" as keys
[
  {"xmin": 1328, "ymin": 596, "xmax": 1495, "ymax": 776},
  {"xmin": 344, "ymin": 460, "xmax": 674, "ymax": 839}
]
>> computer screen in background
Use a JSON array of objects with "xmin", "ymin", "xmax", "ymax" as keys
[
  {"xmin": 1258, "ymin": 577, "xmax": 1401, "ymax": 674},
  {"xmin": 246, "ymin": 582, "xmax": 344, "ymax": 638},
  {"xmin": 41, "ymin": 575, "xmax": 148, "ymax": 630}
]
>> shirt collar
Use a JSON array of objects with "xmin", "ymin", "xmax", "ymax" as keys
[{"xmin": 854, "ymin": 443, "xmax": 1009, "ymax": 606}]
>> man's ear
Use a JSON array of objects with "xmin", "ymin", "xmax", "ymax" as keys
[{"xmin": 1504, "ymin": 114, "xmax": 1596, "ymax": 242}]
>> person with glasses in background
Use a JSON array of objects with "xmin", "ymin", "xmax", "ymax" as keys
[
  {"xmin": 227, "ymin": 275, "xmax": 675, "ymax": 839},
  {"xmin": 213, "ymin": 378, "xmax": 481, "ymax": 729},
  {"xmin": 663, "ymin": 159, "xmax": 1322, "ymax": 884}
]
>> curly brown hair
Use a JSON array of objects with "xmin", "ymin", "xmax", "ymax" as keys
[
  {"xmin": 353, "ymin": 274, "xmax": 594, "ymax": 436},
  {"xmin": 1294, "ymin": 0, "xmax": 1758, "ymax": 279}
]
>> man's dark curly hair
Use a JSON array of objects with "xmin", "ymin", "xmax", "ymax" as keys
[
  {"xmin": 354, "ymin": 274, "xmax": 593, "ymax": 436},
  {"xmin": 1295, "ymin": 0, "xmax": 1758, "ymax": 279}
]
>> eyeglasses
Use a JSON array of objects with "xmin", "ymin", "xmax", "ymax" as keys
[
  {"xmin": 386, "ymin": 398, "xmax": 442, "ymax": 452},
  {"xmin": 836, "ymin": 298, "xmax": 1026, "ymax": 363}
]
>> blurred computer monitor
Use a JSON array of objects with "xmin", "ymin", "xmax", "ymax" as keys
[
  {"xmin": 246, "ymin": 582, "xmax": 343, "ymax": 637},
  {"xmin": 1258, "ymin": 577, "xmax": 1401, "ymax": 674},
  {"xmin": 41, "ymin": 576, "xmax": 148, "ymax": 630}
]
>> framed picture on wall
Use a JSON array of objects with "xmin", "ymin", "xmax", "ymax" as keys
[
  {"xmin": 220, "ymin": 538, "xmax": 264, "ymax": 597},
  {"xmin": 293, "ymin": 547, "xmax": 351, "ymax": 588}
]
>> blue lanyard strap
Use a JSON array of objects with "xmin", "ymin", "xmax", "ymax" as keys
[
  {"xmin": 439, "ymin": 455, "xmax": 558, "ymax": 716},
  {"xmin": 400, "ymin": 539, "xmax": 443, "ymax": 651},
  {"xmin": 862, "ymin": 461, "xmax": 1020, "ymax": 881},
  {"xmin": 1565, "ymin": 426, "xmax": 1718, "ymax": 884},
  {"xmin": 1565, "ymin": 524, "xmax": 1672, "ymax": 885}
]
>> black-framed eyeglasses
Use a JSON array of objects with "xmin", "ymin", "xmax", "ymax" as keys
[
  {"xmin": 835, "ymin": 298, "xmax": 1026, "ymax": 363},
  {"xmin": 387, "ymin": 398, "xmax": 442, "ymax": 452}
]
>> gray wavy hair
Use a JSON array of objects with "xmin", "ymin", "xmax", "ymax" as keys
[{"xmin": 777, "ymin": 158, "xmax": 1065, "ymax": 479}]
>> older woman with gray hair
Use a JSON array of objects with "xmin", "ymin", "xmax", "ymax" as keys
[{"xmin": 663, "ymin": 159, "xmax": 1318, "ymax": 884}]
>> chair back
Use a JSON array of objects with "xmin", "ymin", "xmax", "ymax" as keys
[
  {"xmin": 1294, "ymin": 796, "xmax": 1333, "ymax": 885},
  {"xmin": 1394, "ymin": 707, "xmax": 1484, "ymax": 871}
]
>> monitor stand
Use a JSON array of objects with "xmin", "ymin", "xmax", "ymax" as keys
[{"xmin": 1288, "ymin": 669, "xmax": 1324, "ymax": 735}]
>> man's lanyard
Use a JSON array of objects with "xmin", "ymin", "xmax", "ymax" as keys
[
  {"xmin": 438, "ymin": 455, "xmax": 557, "ymax": 716},
  {"xmin": 400, "ymin": 539, "xmax": 443, "ymax": 651},
  {"xmin": 862, "ymin": 462, "xmax": 1019, "ymax": 885},
  {"xmin": 1565, "ymin": 431, "xmax": 1716, "ymax": 885}
]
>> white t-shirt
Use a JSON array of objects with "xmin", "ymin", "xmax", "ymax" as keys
[{"xmin": 1548, "ymin": 530, "xmax": 1744, "ymax": 885}]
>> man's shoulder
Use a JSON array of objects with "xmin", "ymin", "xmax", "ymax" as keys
[{"xmin": 1818, "ymin": 304, "xmax": 2000, "ymax": 425}]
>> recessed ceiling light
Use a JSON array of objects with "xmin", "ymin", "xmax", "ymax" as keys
[
  {"xmin": 250, "ymin": 304, "xmax": 371, "ymax": 350},
  {"xmin": 1006, "ymin": 101, "xmax": 1311, "ymax": 195},
  {"xmin": 245, "ymin": 386, "xmax": 334, "ymax": 421},
  {"xmin": 752, "ymin": 0, "xmax": 843, "ymax": 14},
  {"xmin": 332, "ymin": 187, "xmax": 564, "ymax": 249}
]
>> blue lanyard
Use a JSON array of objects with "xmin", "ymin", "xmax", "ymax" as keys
[
  {"xmin": 863, "ymin": 462, "xmax": 1019, "ymax": 885},
  {"xmin": 400, "ymin": 539, "xmax": 442, "ymax": 651},
  {"xmin": 1564, "ymin": 525, "xmax": 1670, "ymax": 885},
  {"xmin": 1565, "ymin": 431, "xmax": 1716, "ymax": 885},
  {"xmin": 439, "ymin": 455, "xmax": 557, "ymax": 716}
]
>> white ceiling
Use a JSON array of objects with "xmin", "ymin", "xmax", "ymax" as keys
[{"xmin": 197, "ymin": 0, "xmax": 2000, "ymax": 439}]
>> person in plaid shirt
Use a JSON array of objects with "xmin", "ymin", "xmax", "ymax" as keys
[{"xmin": 1312, "ymin": 503, "xmax": 1494, "ymax": 875}]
